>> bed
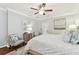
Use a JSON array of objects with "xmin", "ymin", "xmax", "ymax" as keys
[{"xmin": 25, "ymin": 33, "xmax": 79, "ymax": 55}]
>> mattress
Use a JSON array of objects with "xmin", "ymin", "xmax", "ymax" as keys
[{"xmin": 25, "ymin": 34, "xmax": 79, "ymax": 55}]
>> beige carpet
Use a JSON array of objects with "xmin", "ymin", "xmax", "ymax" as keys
[{"xmin": 6, "ymin": 46, "xmax": 26, "ymax": 55}]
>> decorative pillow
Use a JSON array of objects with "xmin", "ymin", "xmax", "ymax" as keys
[
  {"xmin": 70, "ymin": 32, "xmax": 79, "ymax": 44},
  {"xmin": 8, "ymin": 34, "xmax": 19, "ymax": 45},
  {"xmin": 10, "ymin": 34, "xmax": 19, "ymax": 41},
  {"xmin": 64, "ymin": 31, "xmax": 79, "ymax": 44}
]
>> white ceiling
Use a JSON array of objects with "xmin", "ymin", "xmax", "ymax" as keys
[{"xmin": 0, "ymin": 3, "xmax": 79, "ymax": 19}]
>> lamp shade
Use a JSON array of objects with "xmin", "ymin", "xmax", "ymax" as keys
[
  {"xmin": 68, "ymin": 24, "xmax": 77, "ymax": 31},
  {"xmin": 27, "ymin": 24, "xmax": 32, "ymax": 27},
  {"xmin": 39, "ymin": 7, "xmax": 44, "ymax": 15},
  {"xmin": 39, "ymin": 11, "xmax": 44, "ymax": 15},
  {"xmin": 26, "ymin": 24, "xmax": 32, "ymax": 33}
]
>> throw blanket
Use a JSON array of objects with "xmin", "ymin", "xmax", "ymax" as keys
[{"xmin": 64, "ymin": 31, "xmax": 79, "ymax": 44}]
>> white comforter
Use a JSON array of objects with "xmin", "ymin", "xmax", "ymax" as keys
[{"xmin": 25, "ymin": 34, "xmax": 79, "ymax": 55}]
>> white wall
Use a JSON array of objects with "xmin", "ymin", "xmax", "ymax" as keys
[
  {"xmin": 0, "ymin": 8, "xmax": 8, "ymax": 47},
  {"xmin": 22, "ymin": 17, "xmax": 43, "ymax": 35},
  {"xmin": 66, "ymin": 14, "xmax": 79, "ymax": 30},
  {"xmin": 8, "ymin": 9, "xmax": 39, "ymax": 38},
  {"xmin": 8, "ymin": 9, "xmax": 27, "ymax": 38},
  {"xmin": 7, "ymin": 6, "xmax": 79, "ymax": 38},
  {"xmin": 46, "ymin": 13, "xmax": 79, "ymax": 34}
]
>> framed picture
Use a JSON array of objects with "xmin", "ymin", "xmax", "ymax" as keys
[{"xmin": 54, "ymin": 18, "xmax": 66, "ymax": 30}]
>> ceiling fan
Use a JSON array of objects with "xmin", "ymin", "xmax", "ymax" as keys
[{"xmin": 30, "ymin": 3, "xmax": 53, "ymax": 15}]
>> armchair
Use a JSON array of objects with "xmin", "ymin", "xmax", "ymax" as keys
[{"xmin": 8, "ymin": 34, "xmax": 24, "ymax": 47}]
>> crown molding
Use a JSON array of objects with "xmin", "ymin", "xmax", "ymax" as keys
[
  {"xmin": 7, "ymin": 8, "xmax": 36, "ymax": 20},
  {"xmin": 0, "ymin": 7, "xmax": 7, "ymax": 11}
]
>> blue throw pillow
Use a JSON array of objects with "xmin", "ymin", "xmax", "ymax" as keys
[
  {"xmin": 71, "ymin": 32, "xmax": 79, "ymax": 44},
  {"xmin": 64, "ymin": 32, "xmax": 72, "ymax": 43}
]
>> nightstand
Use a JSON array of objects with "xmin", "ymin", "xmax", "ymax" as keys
[{"xmin": 23, "ymin": 32, "xmax": 33, "ymax": 43}]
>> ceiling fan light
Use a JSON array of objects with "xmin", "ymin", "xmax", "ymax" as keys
[{"xmin": 39, "ymin": 11, "xmax": 44, "ymax": 15}]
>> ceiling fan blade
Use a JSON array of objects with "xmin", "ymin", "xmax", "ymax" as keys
[
  {"xmin": 38, "ymin": 4, "xmax": 42, "ymax": 9},
  {"xmin": 34, "ymin": 12, "xmax": 39, "ymax": 14},
  {"xmin": 30, "ymin": 7, "xmax": 38, "ymax": 10},
  {"xmin": 45, "ymin": 9, "xmax": 53, "ymax": 11}
]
